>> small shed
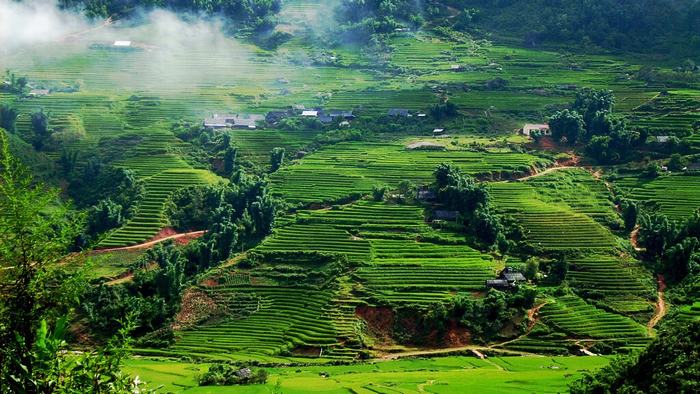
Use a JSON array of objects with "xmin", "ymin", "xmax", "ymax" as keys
[
  {"xmin": 433, "ymin": 128, "xmax": 445, "ymax": 136},
  {"xmin": 388, "ymin": 108, "xmax": 410, "ymax": 117},
  {"xmin": 522, "ymin": 123, "xmax": 551, "ymax": 136},
  {"xmin": 329, "ymin": 110, "xmax": 355, "ymax": 120},
  {"xmin": 656, "ymin": 135, "xmax": 670, "ymax": 143}
]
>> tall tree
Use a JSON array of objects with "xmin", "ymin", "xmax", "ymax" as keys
[{"xmin": 0, "ymin": 130, "xmax": 80, "ymax": 390}]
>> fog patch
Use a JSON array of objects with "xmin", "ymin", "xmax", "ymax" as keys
[{"xmin": 0, "ymin": 0, "xmax": 92, "ymax": 54}]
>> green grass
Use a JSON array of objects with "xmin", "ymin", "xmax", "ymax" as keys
[{"xmin": 124, "ymin": 355, "xmax": 611, "ymax": 393}]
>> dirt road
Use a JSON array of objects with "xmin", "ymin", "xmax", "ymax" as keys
[
  {"xmin": 94, "ymin": 231, "xmax": 205, "ymax": 253},
  {"xmin": 648, "ymin": 274, "xmax": 667, "ymax": 335}
]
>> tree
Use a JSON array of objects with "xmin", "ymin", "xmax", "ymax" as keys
[
  {"xmin": 621, "ymin": 200, "xmax": 639, "ymax": 232},
  {"xmin": 573, "ymin": 88, "xmax": 615, "ymax": 125},
  {"xmin": 668, "ymin": 153, "xmax": 688, "ymax": 171},
  {"xmin": 270, "ymin": 147, "xmax": 285, "ymax": 172},
  {"xmin": 30, "ymin": 109, "xmax": 51, "ymax": 151},
  {"xmin": 0, "ymin": 130, "xmax": 84, "ymax": 388},
  {"xmin": 372, "ymin": 185, "xmax": 387, "ymax": 201},
  {"xmin": 0, "ymin": 104, "xmax": 18, "ymax": 133},
  {"xmin": 549, "ymin": 109, "xmax": 585, "ymax": 144},
  {"xmin": 223, "ymin": 146, "xmax": 238, "ymax": 176}
]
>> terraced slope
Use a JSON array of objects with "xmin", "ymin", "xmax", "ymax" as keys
[
  {"xmin": 271, "ymin": 142, "xmax": 550, "ymax": 205},
  {"xmin": 169, "ymin": 284, "xmax": 351, "ymax": 362},
  {"xmin": 490, "ymin": 182, "xmax": 619, "ymax": 252},
  {"xmin": 618, "ymin": 174, "xmax": 700, "ymax": 220},
  {"xmin": 539, "ymin": 295, "xmax": 649, "ymax": 342},
  {"xmin": 99, "ymin": 169, "xmax": 218, "ymax": 247}
]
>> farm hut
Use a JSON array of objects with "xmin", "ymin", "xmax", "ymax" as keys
[
  {"xmin": 329, "ymin": 110, "xmax": 355, "ymax": 120},
  {"xmin": 340, "ymin": 120, "xmax": 351, "ymax": 127},
  {"xmin": 266, "ymin": 111, "xmax": 288, "ymax": 124},
  {"xmin": 28, "ymin": 89, "xmax": 50, "ymax": 97},
  {"xmin": 433, "ymin": 128, "xmax": 445, "ymax": 136},
  {"xmin": 450, "ymin": 64, "xmax": 464, "ymax": 71},
  {"xmin": 236, "ymin": 368, "xmax": 252, "ymax": 379},
  {"xmin": 233, "ymin": 114, "xmax": 264, "ymax": 129},
  {"xmin": 204, "ymin": 114, "xmax": 237, "ymax": 129},
  {"xmin": 500, "ymin": 267, "xmax": 527, "ymax": 283},
  {"xmin": 433, "ymin": 210, "xmax": 459, "ymax": 221},
  {"xmin": 656, "ymin": 135, "xmax": 670, "ymax": 143},
  {"xmin": 521, "ymin": 123, "xmax": 551, "ymax": 136},
  {"xmin": 417, "ymin": 113, "xmax": 427, "ymax": 118},
  {"xmin": 485, "ymin": 279, "xmax": 511, "ymax": 290},
  {"xmin": 485, "ymin": 267, "xmax": 527, "ymax": 290},
  {"xmin": 388, "ymin": 108, "xmax": 410, "ymax": 117},
  {"xmin": 302, "ymin": 110, "xmax": 319, "ymax": 117},
  {"xmin": 113, "ymin": 40, "xmax": 132, "ymax": 47}
]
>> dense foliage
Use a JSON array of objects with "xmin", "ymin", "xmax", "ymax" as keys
[
  {"xmin": 450, "ymin": 1, "xmax": 700, "ymax": 56},
  {"xmin": 59, "ymin": 0, "xmax": 282, "ymax": 30},
  {"xmin": 0, "ymin": 131, "xmax": 146, "ymax": 393}
]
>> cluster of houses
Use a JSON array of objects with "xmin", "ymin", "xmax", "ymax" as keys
[{"xmin": 203, "ymin": 107, "xmax": 357, "ymax": 130}]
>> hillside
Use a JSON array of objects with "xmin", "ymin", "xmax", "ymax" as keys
[{"xmin": 0, "ymin": 0, "xmax": 699, "ymax": 392}]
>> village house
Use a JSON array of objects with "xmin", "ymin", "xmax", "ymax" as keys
[
  {"xmin": 328, "ymin": 110, "xmax": 355, "ymax": 120},
  {"xmin": 388, "ymin": 108, "xmax": 411, "ymax": 117},
  {"xmin": 301, "ymin": 110, "xmax": 319, "ymax": 117},
  {"xmin": 233, "ymin": 114, "xmax": 265, "ymax": 129},
  {"xmin": 432, "ymin": 210, "xmax": 459, "ymax": 221},
  {"xmin": 203, "ymin": 114, "xmax": 237, "ymax": 129},
  {"xmin": 521, "ymin": 123, "xmax": 551, "ymax": 136},
  {"xmin": 203, "ymin": 113, "xmax": 264, "ymax": 129},
  {"xmin": 486, "ymin": 267, "xmax": 527, "ymax": 290}
]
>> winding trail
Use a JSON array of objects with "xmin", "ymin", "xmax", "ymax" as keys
[
  {"xmin": 648, "ymin": 274, "xmax": 667, "ymax": 335},
  {"xmin": 516, "ymin": 166, "xmax": 576, "ymax": 182},
  {"xmin": 630, "ymin": 226, "xmax": 644, "ymax": 252},
  {"xmin": 93, "ymin": 231, "xmax": 205, "ymax": 253}
]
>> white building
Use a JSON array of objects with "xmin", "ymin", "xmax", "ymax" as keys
[{"xmin": 522, "ymin": 123, "xmax": 551, "ymax": 136}]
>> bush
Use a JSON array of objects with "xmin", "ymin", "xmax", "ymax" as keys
[{"xmin": 198, "ymin": 363, "xmax": 268, "ymax": 386}]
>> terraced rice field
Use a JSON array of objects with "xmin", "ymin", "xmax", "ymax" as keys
[
  {"xmin": 539, "ymin": 295, "xmax": 649, "ymax": 342},
  {"xmin": 628, "ymin": 91, "xmax": 700, "ymax": 143},
  {"xmin": 566, "ymin": 256, "xmax": 652, "ymax": 295},
  {"xmin": 99, "ymin": 169, "xmax": 218, "ymax": 247},
  {"xmin": 168, "ymin": 285, "xmax": 357, "ymax": 361},
  {"xmin": 678, "ymin": 302, "xmax": 700, "ymax": 322},
  {"xmin": 271, "ymin": 142, "xmax": 550, "ymax": 204},
  {"xmin": 489, "ymin": 182, "xmax": 619, "ymax": 252},
  {"xmin": 617, "ymin": 174, "xmax": 700, "ymax": 220}
]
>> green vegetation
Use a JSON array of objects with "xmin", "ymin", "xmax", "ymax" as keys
[
  {"xmin": 2, "ymin": 1, "xmax": 700, "ymax": 391},
  {"xmin": 123, "ymin": 355, "xmax": 611, "ymax": 393}
]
